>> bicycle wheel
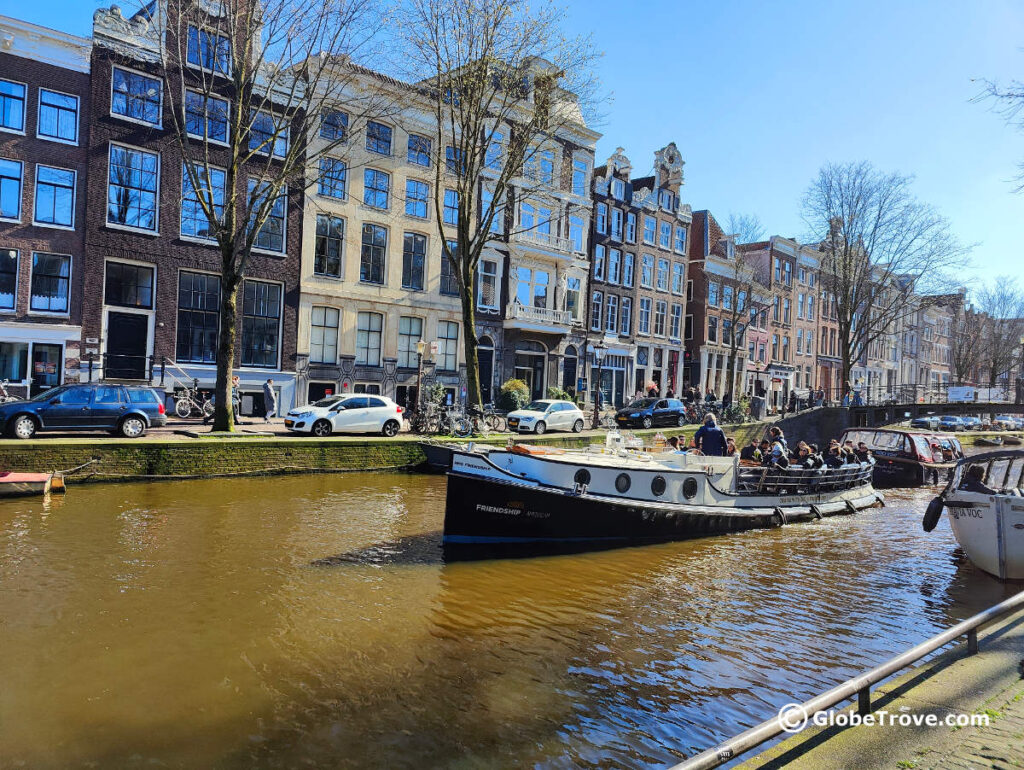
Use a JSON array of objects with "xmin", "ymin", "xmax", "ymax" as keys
[
  {"xmin": 452, "ymin": 417, "xmax": 472, "ymax": 438},
  {"xmin": 203, "ymin": 400, "xmax": 215, "ymax": 417},
  {"xmin": 486, "ymin": 414, "xmax": 507, "ymax": 432},
  {"xmin": 174, "ymin": 398, "xmax": 192, "ymax": 419}
]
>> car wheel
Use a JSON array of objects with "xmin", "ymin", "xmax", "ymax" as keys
[
  {"xmin": 642, "ymin": 416, "xmax": 653, "ymax": 429},
  {"xmin": 677, "ymin": 415, "xmax": 686, "ymax": 427},
  {"xmin": 11, "ymin": 415, "xmax": 36, "ymax": 440},
  {"xmin": 572, "ymin": 419, "xmax": 584, "ymax": 433},
  {"xmin": 534, "ymin": 421, "xmax": 547, "ymax": 435},
  {"xmin": 119, "ymin": 416, "xmax": 147, "ymax": 438},
  {"xmin": 312, "ymin": 419, "xmax": 332, "ymax": 438},
  {"xmin": 382, "ymin": 419, "xmax": 400, "ymax": 438}
]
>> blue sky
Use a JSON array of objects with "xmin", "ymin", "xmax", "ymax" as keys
[{"xmin": 12, "ymin": 0, "xmax": 1024, "ymax": 286}]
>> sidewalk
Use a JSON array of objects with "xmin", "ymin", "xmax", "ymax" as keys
[{"xmin": 739, "ymin": 610, "xmax": 1024, "ymax": 770}]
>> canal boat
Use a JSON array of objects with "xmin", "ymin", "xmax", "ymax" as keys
[
  {"xmin": 923, "ymin": 450, "xmax": 1024, "ymax": 581},
  {"xmin": 839, "ymin": 428, "xmax": 961, "ymax": 487},
  {"xmin": 0, "ymin": 471, "xmax": 57, "ymax": 497},
  {"xmin": 443, "ymin": 434, "xmax": 883, "ymax": 545}
]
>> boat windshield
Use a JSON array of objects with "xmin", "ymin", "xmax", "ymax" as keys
[
  {"xmin": 30, "ymin": 386, "xmax": 69, "ymax": 402},
  {"xmin": 627, "ymin": 398, "xmax": 658, "ymax": 409}
]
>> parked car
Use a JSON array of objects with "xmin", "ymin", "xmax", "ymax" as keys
[
  {"xmin": 0, "ymin": 383, "xmax": 166, "ymax": 439},
  {"xmin": 284, "ymin": 394, "xmax": 404, "ymax": 437},
  {"xmin": 840, "ymin": 428, "xmax": 961, "ymax": 486},
  {"xmin": 910, "ymin": 415, "xmax": 940, "ymax": 430},
  {"xmin": 506, "ymin": 399, "xmax": 585, "ymax": 434},
  {"xmin": 993, "ymin": 415, "xmax": 1018, "ymax": 430},
  {"xmin": 615, "ymin": 397, "xmax": 688, "ymax": 429},
  {"xmin": 937, "ymin": 415, "xmax": 965, "ymax": 432},
  {"xmin": 960, "ymin": 416, "xmax": 982, "ymax": 431}
]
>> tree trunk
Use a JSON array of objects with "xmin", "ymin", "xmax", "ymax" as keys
[
  {"xmin": 212, "ymin": 276, "xmax": 240, "ymax": 432},
  {"xmin": 460, "ymin": 285, "xmax": 482, "ymax": 409}
]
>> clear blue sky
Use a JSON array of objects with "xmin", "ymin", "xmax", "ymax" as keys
[{"xmin": 12, "ymin": 0, "xmax": 1024, "ymax": 286}]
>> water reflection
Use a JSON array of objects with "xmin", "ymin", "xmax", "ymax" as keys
[{"xmin": 0, "ymin": 473, "xmax": 1011, "ymax": 768}]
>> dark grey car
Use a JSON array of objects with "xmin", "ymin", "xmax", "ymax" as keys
[{"xmin": 0, "ymin": 383, "xmax": 167, "ymax": 439}]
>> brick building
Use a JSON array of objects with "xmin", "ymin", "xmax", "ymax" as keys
[
  {"xmin": 0, "ymin": 15, "xmax": 90, "ymax": 397},
  {"xmin": 83, "ymin": 4, "xmax": 303, "ymax": 413}
]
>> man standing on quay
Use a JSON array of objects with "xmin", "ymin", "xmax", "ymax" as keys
[{"xmin": 263, "ymin": 379, "xmax": 277, "ymax": 424}]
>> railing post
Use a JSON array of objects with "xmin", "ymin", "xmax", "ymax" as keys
[
  {"xmin": 857, "ymin": 686, "xmax": 871, "ymax": 715},
  {"xmin": 87, "ymin": 357, "xmax": 93, "ymax": 383},
  {"xmin": 967, "ymin": 627, "xmax": 978, "ymax": 655},
  {"xmin": 160, "ymin": 357, "xmax": 166, "ymax": 387}
]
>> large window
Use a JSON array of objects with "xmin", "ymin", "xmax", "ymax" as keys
[
  {"xmin": 241, "ymin": 280, "xmax": 281, "ymax": 368},
  {"xmin": 356, "ymin": 311, "xmax": 383, "ymax": 366},
  {"xmin": 176, "ymin": 271, "xmax": 220, "ymax": 364},
  {"xmin": 30, "ymin": 252, "xmax": 70, "ymax": 313},
  {"xmin": 623, "ymin": 253, "xmax": 635, "ymax": 288},
  {"xmin": 638, "ymin": 297, "xmax": 651, "ymax": 334},
  {"xmin": 38, "ymin": 89, "xmax": 79, "ymax": 143},
  {"xmin": 653, "ymin": 300, "xmax": 667, "ymax": 336},
  {"xmin": 408, "ymin": 134, "xmax": 431, "ymax": 166},
  {"xmin": 656, "ymin": 258, "xmax": 669, "ymax": 291},
  {"xmin": 320, "ymin": 110, "xmax": 348, "ymax": 142},
  {"xmin": 446, "ymin": 146, "xmax": 464, "ymax": 175},
  {"xmin": 105, "ymin": 261, "xmax": 153, "ymax": 309},
  {"xmin": 315, "ymin": 214, "xmax": 343, "ymax": 278},
  {"xmin": 566, "ymin": 276, "xmax": 581, "ymax": 321},
  {"xmin": 671, "ymin": 263, "xmax": 684, "ymax": 294},
  {"xmin": 185, "ymin": 91, "xmax": 227, "ymax": 143},
  {"xmin": 620, "ymin": 297, "xmax": 631, "ymax": 335},
  {"xmin": 659, "ymin": 222, "xmax": 671, "ymax": 249},
  {"xmin": 187, "ymin": 26, "xmax": 231, "ymax": 75},
  {"xmin": 607, "ymin": 248, "xmax": 621, "ymax": 284},
  {"xmin": 477, "ymin": 259, "xmax": 498, "ymax": 311},
  {"xmin": 590, "ymin": 290, "xmax": 602, "ymax": 331},
  {"xmin": 708, "ymin": 316, "xmax": 718, "ymax": 343},
  {"xmin": 605, "ymin": 294, "xmax": 618, "ymax": 334},
  {"xmin": 625, "ymin": 212, "xmax": 636, "ymax": 243},
  {"xmin": 670, "ymin": 303, "xmax": 682, "ymax": 339},
  {"xmin": 360, "ymin": 224, "xmax": 387, "ymax": 284},
  {"xmin": 674, "ymin": 226, "xmax": 686, "ymax": 254},
  {"xmin": 180, "ymin": 163, "xmax": 225, "ymax": 240},
  {"xmin": 249, "ymin": 110, "xmax": 288, "ymax": 157},
  {"xmin": 595, "ymin": 203, "xmax": 607, "ymax": 234},
  {"xmin": 0, "ymin": 159, "xmax": 21, "ymax": 220},
  {"xmin": 611, "ymin": 209, "xmax": 623, "ymax": 241},
  {"xmin": 640, "ymin": 254, "xmax": 654, "ymax": 288},
  {"xmin": 107, "ymin": 145, "xmax": 158, "ymax": 231},
  {"xmin": 111, "ymin": 67, "xmax": 161, "ymax": 125},
  {"xmin": 436, "ymin": 320, "xmax": 458, "ymax": 371},
  {"xmin": 363, "ymin": 169, "xmax": 389, "ymax": 209},
  {"xmin": 310, "ymin": 306, "xmax": 340, "ymax": 364},
  {"xmin": 572, "ymin": 159, "xmax": 588, "ymax": 196},
  {"xmin": 485, "ymin": 131, "xmax": 504, "ymax": 170},
  {"xmin": 569, "ymin": 214, "xmax": 585, "ymax": 252},
  {"xmin": 248, "ymin": 180, "xmax": 286, "ymax": 253},
  {"xmin": 443, "ymin": 189, "xmax": 459, "ymax": 225},
  {"xmin": 365, "ymin": 121, "xmax": 392, "ymax": 155},
  {"xmin": 33, "ymin": 166, "xmax": 75, "ymax": 228},
  {"xmin": 0, "ymin": 80, "xmax": 26, "ymax": 132},
  {"xmin": 441, "ymin": 241, "xmax": 459, "ymax": 296},
  {"xmin": 402, "ymin": 232, "xmax": 426, "ymax": 290},
  {"xmin": 643, "ymin": 216, "xmax": 656, "ymax": 244},
  {"xmin": 516, "ymin": 267, "xmax": 548, "ymax": 308},
  {"xmin": 405, "ymin": 179, "xmax": 428, "ymax": 218},
  {"xmin": 318, "ymin": 158, "xmax": 347, "ymax": 199},
  {"xmin": 0, "ymin": 250, "xmax": 16, "ymax": 309},
  {"xmin": 397, "ymin": 316, "xmax": 423, "ymax": 368},
  {"xmin": 593, "ymin": 244, "xmax": 605, "ymax": 280}
]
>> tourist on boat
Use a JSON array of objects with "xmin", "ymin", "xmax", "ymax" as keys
[
  {"xmin": 740, "ymin": 440, "xmax": 762, "ymax": 462},
  {"xmin": 666, "ymin": 436, "xmax": 687, "ymax": 454},
  {"xmin": 769, "ymin": 426, "xmax": 788, "ymax": 453},
  {"xmin": 824, "ymin": 445, "xmax": 845, "ymax": 468},
  {"xmin": 725, "ymin": 437, "xmax": 738, "ymax": 456},
  {"xmin": 796, "ymin": 445, "xmax": 817, "ymax": 468},
  {"xmin": 959, "ymin": 464, "xmax": 997, "ymax": 495},
  {"xmin": 855, "ymin": 442, "xmax": 872, "ymax": 463},
  {"xmin": 764, "ymin": 439, "xmax": 790, "ymax": 468},
  {"xmin": 790, "ymin": 440, "xmax": 809, "ymax": 461},
  {"xmin": 807, "ymin": 444, "xmax": 824, "ymax": 468},
  {"xmin": 694, "ymin": 413, "xmax": 727, "ymax": 456}
]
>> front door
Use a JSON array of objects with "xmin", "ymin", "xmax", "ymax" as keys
[
  {"xmin": 106, "ymin": 312, "xmax": 149, "ymax": 379},
  {"xmin": 30, "ymin": 343, "xmax": 62, "ymax": 396},
  {"xmin": 478, "ymin": 348, "xmax": 493, "ymax": 405}
]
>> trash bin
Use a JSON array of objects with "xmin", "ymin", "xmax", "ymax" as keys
[{"xmin": 750, "ymin": 395, "xmax": 766, "ymax": 421}]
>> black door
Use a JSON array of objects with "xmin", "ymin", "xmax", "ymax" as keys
[
  {"xmin": 106, "ymin": 312, "xmax": 149, "ymax": 379},
  {"xmin": 478, "ymin": 348, "xmax": 493, "ymax": 405}
]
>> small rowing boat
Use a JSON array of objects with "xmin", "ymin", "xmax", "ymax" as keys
[{"xmin": 0, "ymin": 471, "xmax": 61, "ymax": 498}]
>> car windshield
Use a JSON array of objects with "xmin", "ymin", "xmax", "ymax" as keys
[
  {"xmin": 30, "ymin": 386, "xmax": 69, "ymax": 402},
  {"xmin": 627, "ymin": 398, "xmax": 658, "ymax": 409},
  {"xmin": 313, "ymin": 397, "xmax": 342, "ymax": 408},
  {"xmin": 523, "ymin": 401, "xmax": 552, "ymax": 412}
]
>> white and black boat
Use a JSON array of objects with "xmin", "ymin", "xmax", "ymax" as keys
[
  {"xmin": 443, "ymin": 435, "xmax": 882, "ymax": 546},
  {"xmin": 923, "ymin": 450, "xmax": 1024, "ymax": 580}
]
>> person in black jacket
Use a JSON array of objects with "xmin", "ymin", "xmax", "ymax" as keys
[{"xmin": 959, "ymin": 465, "xmax": 997, "ymax": 494}]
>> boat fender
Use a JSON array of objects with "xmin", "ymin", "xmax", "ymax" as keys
[
  {"xmin": 845, "ymin": 500, "xmax": 857, "ymax": 514},
  {"xmin": 922, "ymin": 496, "xmax": 944, "ymax": 533},
  {"xmin": 770, "ymin": 508, "xmax": 786, "ymax": 527},
  {"xmin": 809, "ymin": 504, "xmax": 822, "ymax": 520}
]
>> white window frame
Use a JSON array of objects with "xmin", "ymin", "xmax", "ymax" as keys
[
  {"xmin": 309, "ymin": 305, "xmax": 341, "ymax": 365},
  {"xmin": 184, "ymin": 88, "xmax": 229, "ymax": 147},
  {"xmin": 33, "ymin": 163, "xmax": 77, "ymax": 231},
  {"xmin": 36, "ymin": 87, "xmax": 80, "ymax": 146},
  {"xmin": 28, "ymin": 251, "xmax": 73, "ymax": 318},
  {"xmin": 0, "ymin": 158, "xmax": 24, "ymax": 222},
  {"xmin": 110, "ymin": 65, "xmax": 163, "ymax": 128},
  {"xmin": 0, "ymin": 79, "xmax": 27, "ymax": 135},
  {"xmin": 106, "ymin": 141, "xmax": 161, "ymax": 234}
]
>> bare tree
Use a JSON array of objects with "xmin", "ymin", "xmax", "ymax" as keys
[
  {"xmin": 802, "ymin": 161, "xmax": 970, "ymax": 386},
  {"xmin": 975, "ymin": 278, "xmax": 1024, "ymax": 387},
  {"xmin": 974, "ymin": 78, "xmax": 1024, "ymax": 192},
  {"xmin": 949, "ymin": 300, "xmax": 987, "ymax": 383},
  {"xmin": 726, "ymin": 213, "xmax": 765, "ymax": 245},
  {"xmin": 137, "ymin": 0, "xmax": 384, "ymax": 430},
  {"xmin": 396, "ymin": 0, "xmax": 601, "ymax": 408}
]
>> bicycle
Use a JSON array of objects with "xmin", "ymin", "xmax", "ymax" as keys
[
  {"xmin": 174, "ymin": 387, "xmax": 214, "ymax": 419},
  {"xmin": 0, "ymin": 379, "xmax": 21, "ymax": 404}
]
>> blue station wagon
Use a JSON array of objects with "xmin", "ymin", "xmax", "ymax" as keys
[{"xmin": 0, "ymin": 383, "xmax": 167, "ymax": 439}]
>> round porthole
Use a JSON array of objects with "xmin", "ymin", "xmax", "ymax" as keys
[
  {"xmin": 651, "ymin": 475, "xmax": 667, "ymax": 497},
  {"xmin": 574, "ymin": 468, "xmax": 592, "ymax": 486},
  {"xmin": 615, "ymin": 473, "xmax": 631, "ymax": 493},
  {"xmin": 683, "ymin": 477, "xmax": 698, "ymax": 499}
]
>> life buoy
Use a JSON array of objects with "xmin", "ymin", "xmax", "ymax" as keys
[{"xmin": 923, "ymin": 497, "xmax": 944, "ymax": 532}]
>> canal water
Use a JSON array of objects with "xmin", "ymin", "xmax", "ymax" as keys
[{"xmin": 0, "ymin": 472, "xmax": 1017, "ymax": 768}]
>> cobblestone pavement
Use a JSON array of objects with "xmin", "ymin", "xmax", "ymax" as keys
[{"xmin": 927, "ymin": 682, "xmax": 1024, "ymax": 769}]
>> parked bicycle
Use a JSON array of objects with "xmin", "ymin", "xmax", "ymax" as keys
[
  {"xmin": 174, "ymin": 386, "xmax": 214, "ymax": 419},
  {"xmin": 0, "ymin": 379, "xmax": 21, "ymax": 404}
]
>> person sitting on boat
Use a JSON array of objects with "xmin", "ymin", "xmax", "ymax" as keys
[
  {"xmin": 790, "ymin": 440, "xmax": 809, "ymax": 461},
  {"xmin": 740, "ymin": 440, "xmax": 761, "ymax": 462},
  {"xmin": 824, "ymin": 445, "xmax": 845, "ymax": 468},
  {"xmin": 795, "ymin": 445, "xmax": 818, "ymax": 469},
  {"xmin": 666, "ymin": 436, "xmax": 687, "ymax": 454},
  {"xmin": 768, "ymin": 426, "xmax": 788, "ymax": 454},
  {"xmin": 855, "ymin": 442, "xmax": 872, "ymax": 463},
  {"xmin": 763, "ymin": 439, "xmax": 789, "ymax": 468},
  {"xmin": 959, "ymin": 464, "xmax": 997, "ymax": 495},
  {"xmin": 694, "ymin": 414, "xmax": 727, "ymax": 456},
  {"xmin": 725, "ymin": 437, "xmax": 738, "ymax": 456}
]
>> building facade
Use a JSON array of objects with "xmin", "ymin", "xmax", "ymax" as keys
[{"xmin": 0, "ymin": 15, "xmax": 90, "ymax": 397}]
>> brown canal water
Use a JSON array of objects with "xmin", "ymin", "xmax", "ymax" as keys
[{"xmin": 0, "ymin": 473, "xmax": 1018, "ymax": 769}]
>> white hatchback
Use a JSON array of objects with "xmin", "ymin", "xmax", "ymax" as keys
[
  {"xmin": 285, "ymin": 394, "xmax": 404, "ymax": 437},
  {"xmin": 506, "ymin": 399, "xmax": 585, "ymax": 434}
]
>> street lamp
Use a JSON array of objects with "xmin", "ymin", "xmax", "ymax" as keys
[
  {"xmin": 591, "ymin": 341, "xmax": 607, "ymax": 429},
  {"xmin": 415, "ymin": 339, "xmax": 427, "ymax": 412}
]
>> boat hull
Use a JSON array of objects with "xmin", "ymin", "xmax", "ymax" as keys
[
  {"xmin": 443, "ymin": 471, "xmax": 881, "ymax": 545},
  {"xmin": 946, "ymin": 496, "xmax": 1024, "ymax": 580},
  {"xmin": 0, "ymin": 472, "xmax": 53, "ymax": 498}
]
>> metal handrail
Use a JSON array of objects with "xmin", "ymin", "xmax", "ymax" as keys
[{"xmin": 671, "ymin": 589, "xmax": 1024, "ymax": 770}]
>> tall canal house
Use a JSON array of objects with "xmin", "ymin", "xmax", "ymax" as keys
[{"xmin": 0, "ymin": 15, "xmax": 91, "ymax": 397}]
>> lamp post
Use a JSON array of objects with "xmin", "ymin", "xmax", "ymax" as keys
[
  {"xmin": 591, "ymin": 341, "xmax": 607, "ymax": 429},
  {"xmin": 415, "ymin": 339, "xmax": 427, "ymax": 412}
]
